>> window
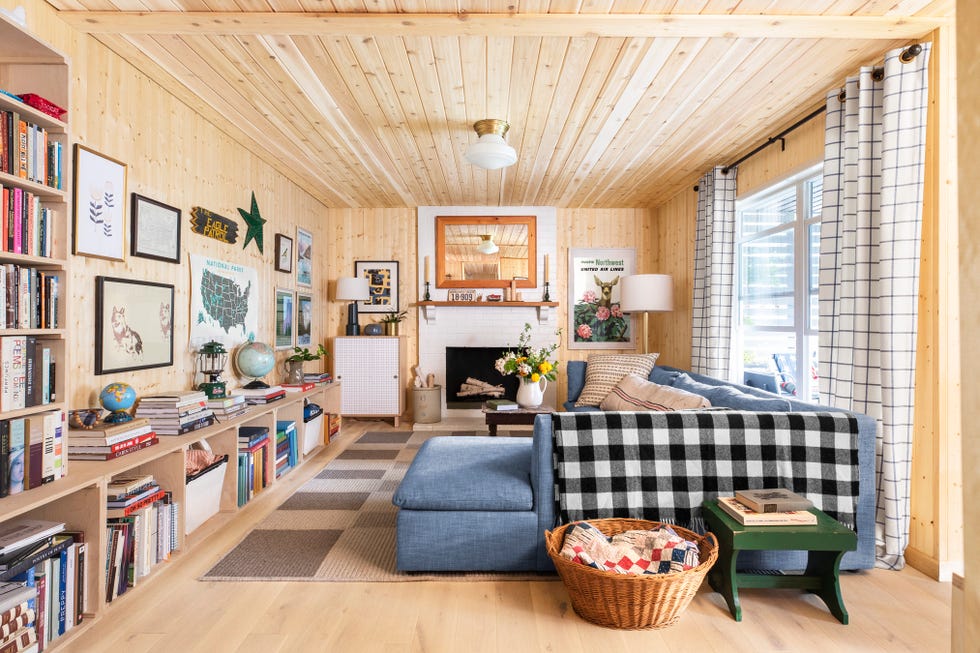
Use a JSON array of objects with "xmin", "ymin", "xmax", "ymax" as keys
[{"xmin": 734, "ymin": 167, "xmax": 822, "ymax": 402}]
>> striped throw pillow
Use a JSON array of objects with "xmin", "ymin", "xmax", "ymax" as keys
[
  {"xmin": 599, "ymin": 374, "xmax": 712, "ymax": 411},
  {"xmin": 574, "ymin": 353, "xmax": 660, "ymax": 407}
]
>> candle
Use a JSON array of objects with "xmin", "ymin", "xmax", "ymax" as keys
[
  {"xmin": 544, "ymin": 254, "xmax": 550, "ymax": 282},
  {"xmin": 424, "ymin": 255, "xmax": 430, "ymax": 284}
]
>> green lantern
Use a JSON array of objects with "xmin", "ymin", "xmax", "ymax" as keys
[{"xmin": 196, "ymin": 340, "xmax": 228, "ymax": 399}]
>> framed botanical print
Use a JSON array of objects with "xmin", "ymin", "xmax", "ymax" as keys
[
  {"xmin": 274, "ymin": 288, "xmax": 295, "ymax": 350},
  {"xmin": 274, "ymin": 233, "xmax": 293, "ymax": 273},
  {"xmin": 354, "ymin": 260, "xmax": 399, "ymax": 313},
  {"xmin": 568, "ymin": 248, "xmax": 636, "ymax": 349},
  {"xmin": 95, "ymin": 276, "xmax": 174, "ymax": 374},
  {"xmin": 73, "ymin": 145, "xmax": 127, "ymax": 260}
]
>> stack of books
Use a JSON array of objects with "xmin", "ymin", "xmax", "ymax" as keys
[
  {"xmin": 303, "ymin": 372, "xmax": 332, "ymax": 385},
  {"xmin": 281, "ymin": 382, "xmax": 315, "ymax": 393},
  {"xmin": 485, "ymin": 399, "xmax": 518, "ymax": 411},
  {"xmin": 717, "ymin": 489, "xmax": 817, "ymax": 525},
  {"xmin": 206, "ymin": 394, "xmax": 247, "ymax": 421},
  {"xmin": 135, "ymin": 391, "xmax": 215, "ymax": 435},
  {"xmin": 232, "ymin": 385, "xmax": 286, "ymax": 406},
  {"xmin": 67, "ymin": 417, "xmax": 157, "ymax": 461},
  {"xmin": 237, "ymin": 427, "xmax": 270, "ymax": 507},
  {"xmin": 274, "ymin": 421, "xmax": 298, "ymax": 479}
]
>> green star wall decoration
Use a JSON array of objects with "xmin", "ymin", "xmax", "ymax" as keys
[{"xmin": 238, "ymin": 191, "xmax": 266, "ymax": 253}]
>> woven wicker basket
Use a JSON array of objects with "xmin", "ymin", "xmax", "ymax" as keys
[{"xmin": 544, "ymin": 518, "xmax": 718, "ymax": 630}]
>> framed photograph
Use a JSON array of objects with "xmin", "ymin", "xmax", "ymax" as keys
[
  {"xmin": 73, "ymin": 144, "xmax": 127, "ymax": 260},
  {"xmin": 95, "ymin": 276, "xmax": 175, "ymax": 374},
  {"xmin": 131, "ymin": 193, "xmax": 180, "ymax": 263},
  {"xmin": 296, "ymin": 293, "xmax": 313, "ymax": 347},
  {"xmin": 274, "ymin": 288, "xmax": 295, "ymax": 350},
  {"xmin": 296, "ymin": 227, "xmax": 313, "ymax": 287},
  {"xmin": 275, "ymin": 233, "xmax": 293, "ymax": 273},
  {"xmin": 568, "ymin": 248, "xmax": 636, "ymax": 349},
  {"xmin": 355, "ymin": 260, "xmax": 399, "ymax": 313}
]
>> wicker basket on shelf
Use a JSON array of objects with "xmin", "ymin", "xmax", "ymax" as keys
[{"xmin": 544, "ymin": 518, "xmax": 718, "ymax": 630}]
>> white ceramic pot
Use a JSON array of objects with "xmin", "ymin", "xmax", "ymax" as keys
[{"xmin": 516, "ymin": 376, "xmax": 547, "ymax": 408}]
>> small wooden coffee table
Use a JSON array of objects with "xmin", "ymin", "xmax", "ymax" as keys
[{"xmin": 481, "ymin": 403, "xmax": 554, "ymax": 436}]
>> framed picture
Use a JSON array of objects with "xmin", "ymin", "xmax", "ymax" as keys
[
  {"xmin": 296, "ymin": 227, "xmax": 313, "ymax": 287},
  {"xmin": 275, "ymin": 233, "xmax": 293, "ymax": 273},
  {"xmin": 568, "ymin": 248, "xmax": 636, "ymax": 349},
  {"xmin": 95, "ymin": 276, "xmax": 174, "ymax": 374},
  {"xmin": 296, "ymin": 293, "xmax": 313, "ymax": 347},
  {"xmin": 131, "ymin": 193, "xmax": 181, "ymax": 263},
  {"xmin": 355, "ymin": 260, "xmax": 399, "ymax": 313},
  {"xmin": 73, "ymin": 144, "xmax": 127, "ymax": 260},
  {"xmin": 274, "ymin": 288, "xmax": 295, "ymax": 350}
]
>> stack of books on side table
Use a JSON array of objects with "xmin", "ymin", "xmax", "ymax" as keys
[
  {"xmin": 485, "ymin": 399, "xmax": 519, "ymax": 411},
  {"xmin": 67, "ymin": 417, "xmax": 157, "ymax": 461},
  {"xmin": 717, "ymin": 489, "xmax": 817, "ymax": 525},
  {"xmin": 135, "ymin": 391, "xmax": 215, "ymax": 436}
]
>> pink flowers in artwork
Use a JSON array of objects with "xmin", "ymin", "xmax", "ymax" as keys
[{"xmin": 576, "ymin": 324, "xmax": 593, "ymax": 339}]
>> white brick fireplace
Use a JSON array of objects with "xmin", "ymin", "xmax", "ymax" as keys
[{"xmin": 416, "ymin": 206, "xmax": 559, "ymax": 421}]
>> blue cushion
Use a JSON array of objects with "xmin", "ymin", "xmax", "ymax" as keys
[
  {"xmin": 393, "ymin": 437, "xmax": 533, "ymax": 511},
  {"xmin": 648, "ymin": 366, "xmax": 682, "ymax": 386},
  {"xmin": 672, "ymin": 374, "xmax": 793, "ymax": 411}
]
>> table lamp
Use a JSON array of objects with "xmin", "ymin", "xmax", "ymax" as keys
[
  {"xmin": 336, "ymin": 276, "xmax": 370, "ymax": 336},
  {"xmin": 619, "ymin": 274, "xmax": 673, "ymax": 354}
]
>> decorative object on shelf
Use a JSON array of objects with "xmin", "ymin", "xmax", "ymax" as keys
[
  {"xmin": 296, "ymin": 227, "xmax": 313, "ymax": 287},
  {"xmin": 379, "ymin": 310, "xmax": 407, "ymax": 336},
  {"xmin": 274, "ymin": 233, "xmax": 293, "ymax": 272},
  {"xmin": 237, "ymin": 191, "xmax": 266, "ymax": 254},
  {"xmin": 131, "ymin": 193, "xmax": 181, "ymax": 263},
  {"xmin": 495, "ymin": 322, "xmax": 561, "ymax": 408},
  {"xmin": 296, "ymin": 292, "xmax": 313, "ymax": 346},
  {"xmin": 284, "ymin": 344, "xmax": 327, "ymax": 385},
  {"xmin": 190, "ymin": 206, "xmax": 239, "ymax": 244},
  {"xmin": 95, "ymin": 276, "xmax": 175, "ymax": 375},
  {"xmin": 435, "ymin": 215, "xmax": 537, "ymax": 289},
  {"xmin": 448, "ymin": 289, "xmax": 476, "ymax": 302},
  {"xmin": 195, "ymin": 340, "xmax": 229, "ymax": 399},
  {"xmin": 422, "ymin": 255, "xmax": 432, "ymax": 301},
  {"xmin": 355, "ymin": 260, "xmax": 399, "ymax": 313},
  {"xmin": 69, "ymin": 407, "xmax": 103, "ymax": 430},
  {"xmin": 73, "ymin": 144, "xmax": 127, "ymax": 261},
  {"xmin": 189, "ymin": 255, "xmax": 258, "ymax": 349},
  {"xmin": 99, "ymin": 382, "xmax": 137, "ymax": 423},
  {"xmin": 619, "ymin": 274, "xmax": 674, "ymax": 355},
  {"xmin": 19, "ymin": 92, "xmax": 66, "ymax": 120},
  {"xmin": 364, "ymin": 323, "xmax": 383, "ymax": 336},
  {"xmin": 464, "ymin": 119, "xmax": 518, "ymax": 169},
  {"xmin": 486, "ymin": 293, "xmax": 503, "ymax": 302},
  {"xmin": 234, "ymin": 338, "xmax": 275, "ymax": 389},
  {"xmin": 423, "ymin": 281, "xmax": 431, "ymax": 301},
  {"xmin": 274, "ymin": 288, "xmax": 295, "ymax": 350},
  {"xmin": 336, "ymin": 276, "xmax": 369, "ymax": 336},
  {"xmin": 543, "ymin": 252, "xmax": 551, "ymax": 301},
  {"xmin": 568, "ymin": 248, "xmax": 636, "ymax": 350}
]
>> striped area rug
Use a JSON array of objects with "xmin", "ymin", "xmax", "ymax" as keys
[{"xmin": 201, "ymin": 431, "xmax": 552, "ymax": 582}]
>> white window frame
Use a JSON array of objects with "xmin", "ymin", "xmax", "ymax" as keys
[{"xmin": 732, "ymin": 165, "xmax": 822, "ymax": 401}]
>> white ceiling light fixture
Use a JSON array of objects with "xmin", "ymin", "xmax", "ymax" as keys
[
  {"xmin": 465, "ymin": 119, "xmax": 518, "ymax": 170},
  {"xmin": 476, "ymin": 234, "xmax": 499, "ymax": 255}
]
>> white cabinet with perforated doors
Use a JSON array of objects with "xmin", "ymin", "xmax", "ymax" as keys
[{"xmin": 333, "ymin": 336, "xmax": 404, "ymax": 426}]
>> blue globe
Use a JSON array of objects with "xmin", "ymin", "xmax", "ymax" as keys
[
  {"xmin": 235, "ymin": 341, "xmax": 275, "ymax": 382},
  {"xmin": 99, "ymin": 382, "xmax": 137, "ymax": 423}
]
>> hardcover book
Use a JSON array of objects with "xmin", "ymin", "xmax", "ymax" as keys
[
  {"xmin": 734, "ymin": 488, "xmax": 814, "ymax": 513},
  {"xmin": 486, "ymin": 399, "xmax": 519, "ymax": 411},
  {"xmin": 716, "ymin": 496, "xmax": 817, "ymax": 526}
]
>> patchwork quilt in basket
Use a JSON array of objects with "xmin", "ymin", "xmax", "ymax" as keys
[
  {"xmin": 560, "ymin": 521, "xmax": 701, "ymax": 575},
  {"xmin": 552, "ymin": 411, "xmax": 860, "ymax": 529}
]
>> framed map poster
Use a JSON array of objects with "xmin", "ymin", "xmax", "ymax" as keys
[
  {"xmin": 568, "ymin": 248, "xmax": 635, "ymax": 349},
  {"xmin": 189, "ymin": 254, "xmax": 259, "ymax": 348}
]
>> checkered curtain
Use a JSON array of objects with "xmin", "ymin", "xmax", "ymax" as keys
[
  {"xmin": 818, "ymin": 44, "xmax": 931, "ymax": 569},
  {"xmin": 691, "ymin": 166, "xmax": 737, "ymax": 378}
]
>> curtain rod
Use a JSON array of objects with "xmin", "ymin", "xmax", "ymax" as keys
[{"xmin": 721, "ymin": 105, "xmax": 826, "ymax": 175}]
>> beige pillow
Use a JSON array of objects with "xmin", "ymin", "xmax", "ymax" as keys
[
  {"xmin": 574, "ymin": 353, "xmax": 660, "ymax": 407},
  {"xmin": 600, "ymin": 374, "xmax": 712, "ymax": 411}
]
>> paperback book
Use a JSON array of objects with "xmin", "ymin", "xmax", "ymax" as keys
[
  {"xmin": 734, "ymin": 488, "xmax": 814, "ymax": 513},
  {"xmin": 716, "ymin": 496, "xmax": 817, "ymax": 526}
]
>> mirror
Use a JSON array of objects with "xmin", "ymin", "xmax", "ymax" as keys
[{"xmin": 435, "ymin": 215, "xmax": 537, "ymax": 289}]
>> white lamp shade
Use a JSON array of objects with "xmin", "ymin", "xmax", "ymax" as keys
[
  {"xmin": 465, "ymin": 134, "xmax": 518, "ymax": 170},
  {"xmin": 476, "ymin": 235, "xmax": 499, "ymax": 254},
  {"xmin": 335, "ymin": 276, "xmax": 370, "ymax": 301},
  {"xmin": 619, "ymin": 274, "xmax": 673, "ymax": 312}
]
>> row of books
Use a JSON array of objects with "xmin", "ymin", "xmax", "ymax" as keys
[
  {"xmin": 0, "ymin": 410, "xmax": 64, "ymax": 499},
  {"xmin": 0, "ymin": 109, "xmax": 63, "ymax": 190},
  {"xmin": 237, "ymin": 427, "xmax": 270, "ymax": 507},
  {"xmin": 0, "ymin": 187, "xmax": 55, "ymax": 259},
  {"xmin": 327, "ymin": 413, "xmax": 341, "ymax": 442},
  {"xmin": 274, "ymin": 421, "xmax": 297, "ymax": 480},
  {"xmin": 134, "ymin": 390, "xmax": 215, "ymax": 436},
  {"xmin": 0, "ymin": 519, "xmax": 86, "ymax": 652},
  {"xmin": 0, "ymin": 267, "xmax": 60, "ymax": 331},
  {"xmin": 207, "ymin": 394, "xmax": 247, "ymax": 421},
  {"xmin": 0, "ymin": 337, "xmax": 57, "ymax": 413},
  {"xmin": 104, "ymin": 474, "xmax": 178, "ymax": 603},
  {"xmin": 67, "ymin": 418, "xmax": 158, "ymax": 462},
  {"xmin": 717, "ymin": 488, "xmax": 817, "ymax": 525},
  {"xmin": 232, "ymin": 385, "xmax": 285, "ymax": 405}
]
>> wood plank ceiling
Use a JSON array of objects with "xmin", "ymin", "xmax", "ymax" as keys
[{"xmin": 52, "ymin": 1, "xmax": 953, "ymax": 209}]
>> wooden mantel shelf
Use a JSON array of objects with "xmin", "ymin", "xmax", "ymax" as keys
[{"xmin": 415, "ymin": 300, "xmax": 559, "ymax": 324}]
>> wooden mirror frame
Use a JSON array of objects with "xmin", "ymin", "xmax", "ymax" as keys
[{"xmin": 435, "ymin": 215, "xmax": 537, "ymax": 289}]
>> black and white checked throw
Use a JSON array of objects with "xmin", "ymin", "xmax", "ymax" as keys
[{"xmin": 552, "ymin": 411, "xmax": 860, "ymax": 530}]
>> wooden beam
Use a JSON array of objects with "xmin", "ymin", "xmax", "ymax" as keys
[{"xmin": 57, "ymin": 12, "xmax": 946, "ymax": 40}]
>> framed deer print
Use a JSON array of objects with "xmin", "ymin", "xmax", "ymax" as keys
[
  {"xmin": 95, "ymin": 276, "xmax": 175, "ymax": 374},
  {"xmin": 568, "ymin": 248, "xmax": 636, "ymax": 349}
]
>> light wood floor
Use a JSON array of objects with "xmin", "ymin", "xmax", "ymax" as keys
[{"xmin": 58, "ymin": 420, "xmax": 951, "ymax": 653}]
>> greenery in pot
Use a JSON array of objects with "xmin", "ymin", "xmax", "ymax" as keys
[
  {"xmin": 379, "ymin": 310, "xmax": 408, "ymax": 324},
  {"xmin": 286, "ymin": 343, "xmax": 328, "ymax": 363}
]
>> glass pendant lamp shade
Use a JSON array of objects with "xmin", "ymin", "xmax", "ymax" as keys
[
  {"xmin": 465, "ymin": 119, "xmax": 518, "ymax": 170},
  {"xmin": 476, "ymin": 234, "xmax": 499, "ymax": 255}
]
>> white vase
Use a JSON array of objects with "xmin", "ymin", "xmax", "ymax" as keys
[{"xmin": 516, "ymin": 377, "xmax": 547, "ymax": 408}]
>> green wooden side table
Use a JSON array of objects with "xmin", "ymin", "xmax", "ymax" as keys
[{"xmin": 701, "ymin": 499, "xmax": 858, "ymax": 624}]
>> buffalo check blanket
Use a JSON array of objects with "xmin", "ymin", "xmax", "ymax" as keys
[{"xmin": 552, "ymin": 411, "xmax": 860, "ymax": 529}]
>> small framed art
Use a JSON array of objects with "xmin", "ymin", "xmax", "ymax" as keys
[
  {"xmin": 296, "ymin": 293, "xmax": 313, "ymax": 347},
  {"xmin": 131, "ymin": 193, "xmax": 181, "ymax": 263},
  {"xmin": 274, "ymin": 288, "xmax": 295, "ymax": 350},
  {"xmin": 275, "ymin": 233, "xmax": 293, "ymax": 273},
  {"xmin": 74, "ymin": 145, "xmax": 127, "ymax": 261},
  {"xmin": 296, "ymin": 227, "xmax": 313, "ymax": 287},
  {"xmin": 354, "ymin": 260, "xmax": 399, "ymax": 314}
]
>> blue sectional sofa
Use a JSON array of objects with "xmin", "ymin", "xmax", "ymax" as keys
[{"xmin": 392, "ymin": 363, "xmax": 876, "ymax": 572}]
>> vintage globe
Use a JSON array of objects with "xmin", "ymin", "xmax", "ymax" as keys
[
  {"xmin": 99, "ymin": 382, "xmax": 137, "ymax": 423},
  {"xmin": 235, "ymin": 340, "xmax": 275, "ymax": 387}
]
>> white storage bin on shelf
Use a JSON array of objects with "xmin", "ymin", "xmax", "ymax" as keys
[
  {"xmin": 303, "ymin": 403, "xmax": 324, "ymax": 456},
  {"xmin": 185, "ymin": 455, "xmax": 228, "ymax": 534}
]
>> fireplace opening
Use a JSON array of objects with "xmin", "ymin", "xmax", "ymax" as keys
[{"xmin": 445, "ymin": 346, "xmax": 519, "ymax": 409}]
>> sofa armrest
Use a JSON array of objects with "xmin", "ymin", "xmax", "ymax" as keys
[{"xmin": 531, "ymin": 414, "xmax": 556, "ymax": 568}]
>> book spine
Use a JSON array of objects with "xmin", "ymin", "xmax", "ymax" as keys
[
  {"xmin": 0, "ymin": 610, "xmax": 31, "ymax": 639},
  {"xmin": 105, "ymin": 490, "xmax": 166, "ymax": 518},
  {"xmin": 22, "ymin": 337, "xmax": 35, "ymax": 408},
  {"xmin": 56, "ymin": 548, "xmax": 66, "ymax": 636},
  {"xmin": 6, "ymin": 419, "xmax": 25, "ymax": 495},
  {"xmin": 40, "ymin": 412, "xmax": 56, "ymax": 484},
  {"xmin": 0, "ymin": 420, "xmax": 8, "ymax": 499},
  {"xmin": 0, "ymin": 537, "xmax": 73, "ymax": 583},
  {"xmin": 0, "ymin": 627, "xmax": 37, "ymax": 653},
  {"xmin": 70, "ymin": 438, "xmax": 157, "ymax": 462}
]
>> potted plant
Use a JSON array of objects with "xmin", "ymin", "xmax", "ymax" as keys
[
  {"xmin": 378, "ymin": 310, "xmax": 408, "ymax": 336},
  {"xmin": 283, "ymin": 343, "xmax": 327, "ymax": 384}
]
